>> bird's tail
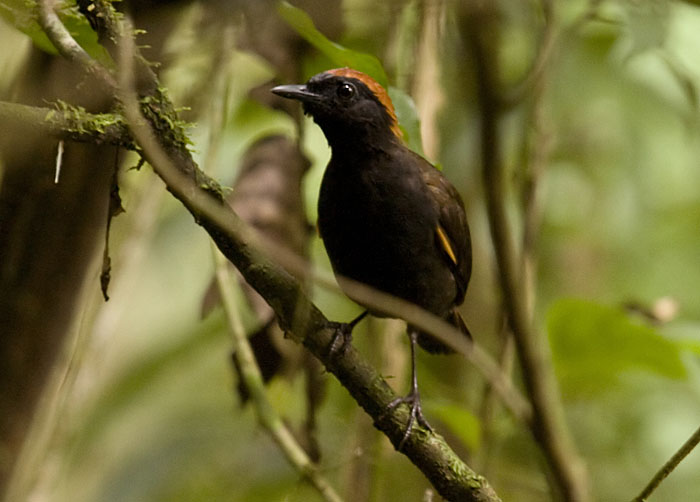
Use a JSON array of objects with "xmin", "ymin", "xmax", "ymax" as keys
[{"xmin": 415, "ymin": 308, "xmax": 471, "ymax": 354}]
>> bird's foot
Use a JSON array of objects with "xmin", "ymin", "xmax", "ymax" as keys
[
  {"xmin": 327, "ymin": 322, "xmax": 353, "ymax": 358},
  {"xmin": 326, "ymin": 311, "xmax": 368, "ymax": 359},
  {"xmin": 385, "ymin": 388, "xmax": 433, "ymax": 451}
]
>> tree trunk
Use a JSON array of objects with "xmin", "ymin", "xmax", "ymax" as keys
[{"xmin": 0, "ymin": 50, "xmax": 115, "ymax": 497}]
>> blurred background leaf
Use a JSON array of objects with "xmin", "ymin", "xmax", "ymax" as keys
[
  {"xmin": 277, "ymin": 0, "xmax": 388, "ymax": 86},
  {"xmin": 548, "ymin": 298, "xmax": 687, "ymax": 398},
  {"xmin": 388, "ymin": 86, "xmax": 424, "ymax": 155},
  {"xmin": 429, "ymin": 400, "xmax": 481, "ymax": 451},
  {"xmin": 0, "ymin": 0, "xmax": 111, "ymax": 62}
]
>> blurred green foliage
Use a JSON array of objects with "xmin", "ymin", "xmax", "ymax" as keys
[
  {"xmin": 0, "ymin": 0, "xmax": 112, "ymax": 62},
  {"xmin": 277, "ymin": 1, "xmax": 388, "ymax": 87},
  {"xmin": 548, "ymin": 298, "xmax": 686, "ymax": 398},
  {"xmin": 2, "ymin": 0, "xmax": 700, "ymax": 501}
]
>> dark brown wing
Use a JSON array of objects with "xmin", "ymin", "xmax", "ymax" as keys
[{"xmin": 417, "ymin": 154, "xmax": 472, "ymax": 304}]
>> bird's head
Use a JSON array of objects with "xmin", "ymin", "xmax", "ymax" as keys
[{"xmin": 272, "ymin": 68, "xmax": 402, "ymax": 149}]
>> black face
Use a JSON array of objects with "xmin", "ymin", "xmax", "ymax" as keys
[{"xmin": 271, "ymin": 73, "xmax": 396, "ymax": 147}]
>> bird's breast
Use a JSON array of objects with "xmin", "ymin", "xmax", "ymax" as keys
[{"xmin": 317, "ymin": 157, "xmax": 455, "ymax": 314}]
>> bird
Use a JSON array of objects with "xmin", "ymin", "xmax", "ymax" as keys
[{"xmin": 271, "ymin": 68, "xmax": 472, "ymax": 448}]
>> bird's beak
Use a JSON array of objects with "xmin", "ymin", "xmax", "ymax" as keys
[{"xmin": 271, "ymin": 84, "xmax": 320, "ymax": 103}]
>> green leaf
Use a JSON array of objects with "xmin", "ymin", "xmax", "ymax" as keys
[
  {"xmin": 428, "ymin": 400, "xmax": 481, "ymax": 451},
  {"xmin": 0, "ymin": 0, "xmax": 112, "ymax": 63},
  {"xmin": 548, "ymin": 298, "xmax": 687, "ymax": 399},
  {"xmin": 276, "ymin": 1, "xmax": 388, "ymax": 88},
  {"xmin": 0, "ymin": 0, "xmax": 59, "ymax": 54},
  {"xmin": 388, "ymin": 86, "xmax": 424, "ymax": 156},
  {"xmin": 276, "ymin": 2, "xmax": 429, "ymax": 154},
  {"xmin": 60, "ymin": 3, "xmax": 112, "ymax": 64}
]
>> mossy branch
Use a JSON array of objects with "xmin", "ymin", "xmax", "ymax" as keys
[
  {"xmin": 0, "ymin": 101, "xmax": 131, "ymax": 148},
  {"xmin": 15, "ymin": 1, "xmax": 505, "ymax": 500},
  {"xmin": 118, "ymin": 66, "xmax": 503, "ymax": 502}
]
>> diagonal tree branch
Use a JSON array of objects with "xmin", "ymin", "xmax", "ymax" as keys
[
  {"xmin": 21, "ymin": 2, "xmax": 505, "ymax": 500},
  {"xmin": 0, "ymin": 97, "xmax": 532, "ymax": 427},
  {"xmin": 632, "ymin": 424, "xmax": 700, "ymax": 502},
  {"xmin": 118, "ymin": 67, "xmax": 502, "ymax": 502},
  {"xmin": 0, "ymin": 2, "xmax": 531, "ymax": 426}
]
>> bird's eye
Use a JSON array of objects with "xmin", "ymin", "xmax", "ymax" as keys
[{"xmin": 337, "ymin": 83, "xmax": 356, "ymax": 100}]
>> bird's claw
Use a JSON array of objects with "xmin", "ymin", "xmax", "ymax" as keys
[
  {"xmin": 327, "ymin": 311, "xmax": 368, "ymax": 358},
  {"xmin": 327, "ymin": 321, "xmax": 353, "ymax": 358},
  {"xmin": 385, "ymin": 389, "xmax": 433, "ymax": 451}
]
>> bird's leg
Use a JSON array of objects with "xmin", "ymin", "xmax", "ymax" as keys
[
  {"xmin": 385, "ymin": 330, "xmax": 433, "ymax": 450},
  {"xmin": 328, "ymin": 310, "xmax": 368, "ymax": 357}
]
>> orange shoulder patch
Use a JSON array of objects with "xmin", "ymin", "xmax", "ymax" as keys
[
  {"xmin": 327, "ymin": 68, "xmax": 402, "ymax": 139},
  {"xmin": 436, "ymin": 225, "xmax": 458, "ymax": 265}
]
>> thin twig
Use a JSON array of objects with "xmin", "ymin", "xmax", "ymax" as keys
[
  {"xmin": 500, "ymin": 0, "xmax": 555, "ymax": 108},
  {"xmin": 462, "ymin": 3, "xmax": 590, "ymax": 501},
  {"xmin": 632, "ymin": 425, "xmax": 700, "ymax": 502},
  {"xmin": 212, "ymin": 248, "xmax": 344, "ymax": 502},
  {"xmin": 200, "ymin": 49, "xmax": 337, "ymax": 498},
  {"xmin": 36, "ymin": 0, "xmax": 116, "ymax": 89},
  {"xmin": 519, "ymin": 6, "xmax": 554, "ymax": 322},
  {"xmin": 478, "ymin": 8, "xmax": 555, "ymax": 458},
  {"xmin": 476, "ymin": 316, "xmax": 515, "ymax": 474}
]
